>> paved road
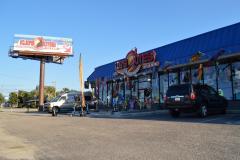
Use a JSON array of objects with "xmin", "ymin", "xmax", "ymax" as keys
[{"xmin": 0, "ymin": 111, "xmax": 239, "ymax": 160}]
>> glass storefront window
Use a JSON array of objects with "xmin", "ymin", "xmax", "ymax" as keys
[
  {"xmin": 159, "ymin": 73, "xmax": 168, "ymax": 103},
  {"xmin": 232, "ymin": 62, "xmax": 240, "ymax": 100},
  {"xmin": 102, "ymin": 82, "xmax": 107, "ymax": 105},
  {"xmin": 218, "ymin": 64, "xmax": 232, "ymax": 100},
  {"xmin": 204, "ymin": 66, "xmax": 217, "ymax": 89},
  {"xmin": 107, "ymin": 82, "xmax": 112, "ymax": 106},
  {"xmin": 131, "ymin": 79, "xmax": 138, "ymax": 98},
  {"xmin": 125, "ymin": 79, "xmax": 131, "ymax": 101},
  {"xmin": 138, "ymin": 75, "xmax": 152, "ymax": 109},
  {"xmin": 152, "ymin": 73, "xmax": 159, "ymax": 105},
  {"xmin": 180, "ymin": 69, "xmax": 191, "ymax": 84},
  {"xmin": 169, "ymin": 72, "xmax": 178, "ymax": 86},
  {"xmin": 191, "ymin": 67, "xmax": 204, "ymax": 84}
]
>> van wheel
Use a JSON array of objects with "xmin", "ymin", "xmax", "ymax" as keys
[
  {"xmin": 199, "ymin": 105, "xmax": 207, "ymax": 118},
  {"xmin": 52, "ymin": 107, "xmax": 59, "ymax": 116},
  {"xmin": 169, "ymin": 110, "xmax": 180, "ymax": 118}
]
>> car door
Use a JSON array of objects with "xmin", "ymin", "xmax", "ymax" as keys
[
  {"xmin": 199, "ymin": 86, "xmax": 215, "ymax": 111},
  {"xmin": 206, "ymin": 86, "xmax": 222, "ymax": 110},
  {"xmin": 58, "ymin": 96, "xmax": 68, "ymax": 112},
  {"xmin": 65, "ymin": 94, "xmax": 76, "ymax": 112}
]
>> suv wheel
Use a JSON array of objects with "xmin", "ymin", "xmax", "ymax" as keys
[
  {"xmin": 52, "ymin": 107, "xmax": 59, "ymax": 116},
  {"xmin": 199, "ymin": 105, "xmax": 207, "ymax": 118},
  {"xmin": 169, "ymin": 110, "xmax": 180, "ymax": 118}
]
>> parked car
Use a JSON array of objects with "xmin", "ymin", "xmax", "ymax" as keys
[
  {"xmin": 44, "ymin": 91, "xmax": 97, "ymax": 114},
  {"xmin": 164, "ymin": 83, "xmax": 228, "ymax": 118},
  {"xmin": 44, "ymin": 92, "xmax": 78, "ymax": 114}
]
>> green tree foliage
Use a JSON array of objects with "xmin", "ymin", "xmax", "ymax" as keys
[
  {"xmin": 18, "ymin": 90, "xmax": 33, "ymax": 107},
  {"xmin": 44, "ymin": 86, "xmax": 56, "ymax": 101},
  {"xmin": 62, "ymin": 88, "xmax": 70, "ymax": 93},
  {"xmin": 9, "ymin": 92, "xmax": 18, "ymax": 107},
  {"xmin": 0, "ymin": 93, "xmax": 5, "ymax": 105},
  {"xmin": 34, "ymin": 86, "xmax": 56, "ymax": 102}
]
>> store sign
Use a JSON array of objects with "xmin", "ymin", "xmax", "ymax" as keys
[
  {"xmin": 13, "ymin": 34, "xmax": 73, "ymax": 56},
  {"xmin": 115, "ymin": 48, "xmax": 159, "ymax": 76}
]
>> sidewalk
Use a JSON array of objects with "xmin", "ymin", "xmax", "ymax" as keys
[
  {"xmin": 88, "ymin": 109, "xmax": 168, "ymax": 118},
  {"xmin": 88, "ymin": 106, "xmax": 240, "ymax": 118}
]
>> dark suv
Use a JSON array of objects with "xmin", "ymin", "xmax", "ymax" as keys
[{"xmin": 164, "ymin": 84, "xmax": 227, "ymax": 117}]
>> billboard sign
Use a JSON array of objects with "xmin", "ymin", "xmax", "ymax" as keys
[{"xmin": 13, "ymin": 34, "xmax": 73, "ymax": 56}]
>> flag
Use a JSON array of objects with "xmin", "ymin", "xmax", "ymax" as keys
[
  {"xmin": 190, "ymin": 51, "xmax": 204, "ymax": 62},
  {"xmin": 79, "ymin": 54, "xmax": 86, "ymax": 108},
  {"xmin": 198, "ymin": 64, "xmax": 203, "ymax": 80}
]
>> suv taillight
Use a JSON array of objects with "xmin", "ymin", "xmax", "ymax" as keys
[{"xmin": 190, "ymin": 92, "xmax": 196, "ymax": 100}]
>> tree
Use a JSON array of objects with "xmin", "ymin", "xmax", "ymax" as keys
[
  {"xmin": 35, "ymin": 86, "xmax": 56, "ymax": 102},
  {"xmin": 18, "ymin": 90, "xmax": 32, "ymax": 107},
  {"xmin": 9, "ymin": 92, "xmax": 18, "ymax": 107},
  {"xmin": 44, "ymin": 86, "xmax": 56, "ymax": 101},
  {"xmin": 62, "ymin": 88, "xmax": 70, "ymax": 93},
  {"xmin": 0, "ymin": 93, "xmax": 5, "ymax": 105}
]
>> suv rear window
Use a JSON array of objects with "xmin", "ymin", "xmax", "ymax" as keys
[
  {"xmin": 166, "ymin": 84, "xmax": 191, "ymax": 96},
  {"xmin": 85, "ymin": 96, "xmax": 92, "ymax": 101}
]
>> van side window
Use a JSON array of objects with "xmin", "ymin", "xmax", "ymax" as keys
[
  {"xmin": 59, "ymin": 96, "xmax": 66, "ymax": 101},
  {"xmin": 68, "ymin": 95, "xmax": 75, "ymax": 103}
]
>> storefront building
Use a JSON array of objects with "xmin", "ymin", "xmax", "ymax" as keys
[{"xmin": 87, "ymin": 23, "xmax": 240, "ymax": 110}]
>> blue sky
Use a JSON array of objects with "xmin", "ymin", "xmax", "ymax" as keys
[{"xmin": 0, "ymin": 0, "xmax": 240, "ymax": 96}]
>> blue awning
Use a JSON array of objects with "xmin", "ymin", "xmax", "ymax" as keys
[{"xmin": 88, "ymin": 22, "xmax": 240, "ymax": 82}]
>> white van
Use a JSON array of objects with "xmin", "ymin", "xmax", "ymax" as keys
[{"xmin": 44, "ymin": 92, "xmax": 79, "ymax": 113}]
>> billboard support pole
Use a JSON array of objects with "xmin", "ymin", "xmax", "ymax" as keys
[{"xmin": 39, "ymin": 58, "xmax": 45, "ymax": 111}]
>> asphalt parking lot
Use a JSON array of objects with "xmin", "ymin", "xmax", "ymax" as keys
[
  {"xmin": 0, "ymin": 111, "xmax": 239, "ymax": 160},
  {"xmin": 124, "ymin": 112, "xmax": 240, "ymax": 125}
]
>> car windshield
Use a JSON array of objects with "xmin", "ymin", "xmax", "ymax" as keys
[
  {"xmin": 166, "ymin": 84, "xmax": 191, "ymax": 96},
  {"xmin": 50, "ymin": 96, "xmax": 61, "ymax": 102}
]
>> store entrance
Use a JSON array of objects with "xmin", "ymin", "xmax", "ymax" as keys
[{"xmin": 138, "ymin": 75, "xmax": 152, "ymax": 110}]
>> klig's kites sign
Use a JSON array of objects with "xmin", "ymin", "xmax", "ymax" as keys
[
  {"xmin": 115, "ymin": 48, "xmax": 159, "ymax": 76},
  {"xmin": 13, "ymin": 34, "xmax": 73, "ymax": 56}
]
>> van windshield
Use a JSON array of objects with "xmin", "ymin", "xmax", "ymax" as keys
[
  {"xmin": 50, "ymin": 96, "xmax": 61, "ymax": 102},
  {"xmin": 166, "ymin": 84, "xmax": 191, "ymax": 96}
]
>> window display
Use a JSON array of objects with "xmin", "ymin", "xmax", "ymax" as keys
[
  {"xmin": 218, "ymin": 64, "xmax": 232, "ymax": 100},
  {"xmin": 232, "ymin": 62, "xmax": 240, "ymax": 100},
  {"xmin": 169, "ymin": 72, "xmax": 178, "ymax": 86},
  {"xmin": 204, "ymin": 66, "xmax": 217, "ymax": 89},
  {"xmin": 180, "ymin": 69, "xmax": 191, "ymax": 84},
  {"xmin": 159, "ymin": 74, "xmax": 168, "ymax": 103}
]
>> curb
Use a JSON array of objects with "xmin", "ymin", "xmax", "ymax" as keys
[
  {"xmin": 88, "ymin": 110, "xmax": 168, "ymax": 118},
  {"xmin": 227, "ymin": 110, "xmax": 240, "ymax": 114}
]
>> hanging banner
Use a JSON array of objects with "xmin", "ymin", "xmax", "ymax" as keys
[{"xmin": 13, "ymin": 34, "xmax": 73, "ymax": 56}]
